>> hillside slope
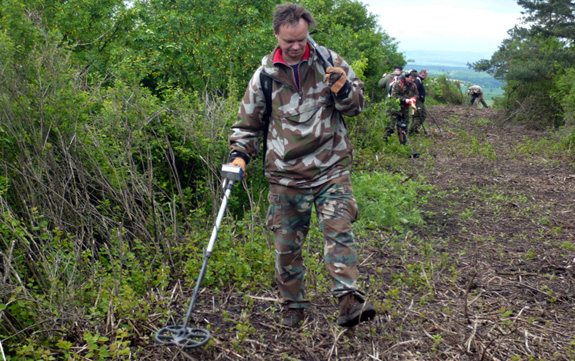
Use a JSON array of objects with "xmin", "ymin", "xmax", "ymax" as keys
[{"xmin": 146, "ymin": 105, "xmax": 575, "ymax": 360}]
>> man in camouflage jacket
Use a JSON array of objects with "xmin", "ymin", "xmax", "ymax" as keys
[
  {"xmin": 228, "ymin": 3, "xmax": 375, "ymax": 329},
  {"xmin": 385, "ymin": 69, "xmax": 419, "ymax": 144}
]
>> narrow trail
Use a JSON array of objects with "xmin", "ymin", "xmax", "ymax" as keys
[{"xmin": 150, "ymin": 105, "xmax": 575, "ymax": 360}]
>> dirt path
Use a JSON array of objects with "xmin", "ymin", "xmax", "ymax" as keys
[
  {"xmin": 150, "ymin": 105, "xmax": 575, "ymax": 360},
  {"xmin": 380, "ymin": 105, "xmax": 575, "ymax": 360}
]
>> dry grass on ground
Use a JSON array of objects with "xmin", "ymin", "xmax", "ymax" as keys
[{"xmin": 146, "ymin": 105, "xmax": 575, "ymax": 361}]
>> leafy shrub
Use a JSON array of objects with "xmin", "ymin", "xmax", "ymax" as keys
[
  {"xmin": 347, "ymin": 100, "xmax": 397, "ymax": 154},
  {"xmin": 352, "ymin": 171, "xmax": 433, "ymax": 231},
  {"xmin": 426, "ymin": 74, "xmax": 465, "ymax": 105},
  {"xmin": 555, "ymin": 67, "xmax": 575, "ymax": 126}
]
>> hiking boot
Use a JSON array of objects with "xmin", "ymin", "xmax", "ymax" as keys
[
  {"xmin": 337, "ymin": 293, "xmax": 376, "ymax": 328},
  {"xmin": 281, "ymin": 308, "xmax": 305, "ymax": 328}
]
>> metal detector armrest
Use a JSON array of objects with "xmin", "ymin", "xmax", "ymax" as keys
[{"xmin": 221, "ymin": 164, "xmax": 243, "ymax": 182}]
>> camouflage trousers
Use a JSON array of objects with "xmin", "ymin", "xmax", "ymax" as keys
[
  {"xmin": 266, "ymin": 175, "xmax": 361, "ymax": 309},
  {"xmin": 386, "ymin": 109, "xmax": 409, "ymax": 135},
  {"xmin": 410, "ymin": 102, "xmax": 428, "ymax": 132}
]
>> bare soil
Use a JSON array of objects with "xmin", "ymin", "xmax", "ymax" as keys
[{"xmin": 147, "ymin": 105, "xmax": 575, "ymax": 360}]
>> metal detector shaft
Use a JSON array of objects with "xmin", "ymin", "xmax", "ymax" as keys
[
  {"xmin": 181, "ymin": 179, "xmax": 234, "ymax": 326},
  {"xmin": 307, "ymin": 31, "xmax": 333, "ymax": 68},
  {"xmin": 412, "ymin": 108, "xmax": 428, "ymax": 136},
  {"xmin": 155, "ymin": 165, "xmax": 243, "ymax": 349},
  {"xmin": 429, "ymin": 113, "xmax": 443, "ymax": 133}
]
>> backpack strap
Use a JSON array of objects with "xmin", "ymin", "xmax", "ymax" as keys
[
  {"xmin": 316, "ymin": 46, "xmax": 334, "ymax": 72},
  {"xmin": 388, "ymin": 76, "xmax": 398, "ymax": 98},
  {"xmin": 260, "ymin": 71, "xmax": 273, "ymax": 169}
]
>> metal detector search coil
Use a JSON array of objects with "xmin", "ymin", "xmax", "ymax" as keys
[{"xmin": 155, "ymin": 164, "xmax": 242, "ymax": 349}]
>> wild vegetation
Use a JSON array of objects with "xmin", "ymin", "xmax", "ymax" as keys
[
  {"xmin": 470, "ymin": 0, "xmax": 575, "ymax": 128},
  {"xmin": 0, "ymin": 0, "xmax": 574, "ymax": 360}
]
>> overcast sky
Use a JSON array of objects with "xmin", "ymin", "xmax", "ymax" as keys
[{"xmin": 361, "ymin": 0, "xmax": 525, "ymax": 54}]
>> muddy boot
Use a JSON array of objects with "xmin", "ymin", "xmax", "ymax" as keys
[
  {"xmin": 337, "ymin": 293, "xmax": 376, "ymax": 328},
  {"xmin": 281, "ymin": 308, "xmax": 305, "ymax": 328}
]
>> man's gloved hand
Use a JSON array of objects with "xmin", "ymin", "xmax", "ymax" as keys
[
  {"xmin": 406, "ymin": 97, "xmax": 417, "ymax": 110},
  {"xmin": 229, "ymin": 157, "xmax": 247, "ymax": 180},
  {"xmin": 325, "ymin": 67, "xmax": 350, "ymax": 98}
]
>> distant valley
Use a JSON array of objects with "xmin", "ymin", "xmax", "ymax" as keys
[{"xmin": 403, "ymin": 49, "xmax": 502, "ymax": 90}]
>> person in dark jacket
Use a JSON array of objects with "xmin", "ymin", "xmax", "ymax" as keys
[
  {"xmin": 228, "ymin": 2, "xmax": 376, "ymax": 329},
  {"xmin": 410, "ymin": 69, "xmax": 428, "ymax": 134}
]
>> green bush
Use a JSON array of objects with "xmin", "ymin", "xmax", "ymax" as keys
[
  {"xmin": 352, "ymin": 171, "xmax": 434, "ymax": 232},
  {"xmin": 426, "ymin": 74, "xmax": 465, "ymax": 105}
]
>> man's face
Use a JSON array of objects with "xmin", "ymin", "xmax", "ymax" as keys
[
  {"xmin": 274, "ymin": 18, "xmax": 309, "ymax": 65},
  {"xmin": 405, "ymin": 76, "xmax": 415, "ymax": 84}
]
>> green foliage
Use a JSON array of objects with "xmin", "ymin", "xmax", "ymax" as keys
[
  {"xmin": 301, "ymin": 0, "xmax": 405, "ymax": 101},
  {"xmin": 426, "ymin": 74, "xmax": 465, "ymax": 105},
  {"xmin": 555, "ymin": 66, "xmax": 575, "ymax": 126},
  {"xmin": 3, "ymin": 0, "xmax": 572, "ymax": 357},
  {"xmin": 470, "ymin": 1, "xmax": 575, "ymax": 127},
  {"xmin": 179, "ymin": 215, "xmax": 275, "ymax": 292},
  {"xmin": 122, "ymin": 0, "xmax": 277, "ymax": 93},
  {"xmin": 351, "ymin": 171, "xmax": 433, "ymax": 231},
  {"xmin": 347, "ymin": 100, "xmax": 395, "ymax": 153}
]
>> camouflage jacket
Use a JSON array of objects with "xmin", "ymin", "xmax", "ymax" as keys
[
  {"xmin": 378, "ymin": 73, "xmax": 397, "ymax": 97},
  {"xmin": 390, "ymin": 76, "xmax": 419, "ymax": 112},
  {"xmin": 229, "ymin": 44, "xmax": 365, "ymax": 188}
]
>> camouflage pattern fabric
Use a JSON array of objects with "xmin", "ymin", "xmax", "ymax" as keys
[
  {"xmin": 266, "ymin": 175, "xmax": 361, "ymax": 309},
  {"xmin": 229, "ymin": 45, "xmax": 364, "ymax": 188},
  {"xmin": 378, "ymin": 73, "xmax": 396, "ymax": 97},
  {"xmin": 386, "ymin": 76, "xmax": 419, "ymax": 135}
]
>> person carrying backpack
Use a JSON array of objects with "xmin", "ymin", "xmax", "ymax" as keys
[
  {"xmin": 385, "ymin": 69, "xmax": 419, "ymax": 144},
  {"xmin": 228, "ymin": 3, "xmax": 376, "ymax": 329},
  {"xmin": 378, "ymin": 66, "xmax": 403, "ymax": 98},
  {"xmin": 410, "ymin": 69, "xmax": 428, "ymax": 134}
]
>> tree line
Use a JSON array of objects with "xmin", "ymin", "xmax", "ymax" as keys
[
  {"xmin": 0, "ymin": 0, "xmax": 573, "ymax": 357},
  {"xmin": 471, "ymin": 0, "xmax": 575, "ymax": 128}
]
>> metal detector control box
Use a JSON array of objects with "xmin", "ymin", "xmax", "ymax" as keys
[{"xmin": 221, "ymin": 164, "xmax": 243, "ymax": 182}]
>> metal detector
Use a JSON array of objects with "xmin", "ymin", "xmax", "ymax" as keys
[
  {"xmin": 397, "ymin": 121, "xmax": 420, "ymax": 158},
  {"xmin": 412, "ymin": 108, "xmax": 429, "ymax": 136},
  {"xmin": 428, "ymin": 113, "xmax": 443, "ymax": 134},
  {"xmin": 155, "ymin": 164, "xmax": 243, "ymax": 349}
]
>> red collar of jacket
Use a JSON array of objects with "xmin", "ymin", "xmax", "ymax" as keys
[{"xmin": 273, "ymin": 44, "xmax": 311, "ymax": 65}]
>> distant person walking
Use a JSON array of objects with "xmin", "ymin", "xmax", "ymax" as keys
[
  {"xmin": 467, "ymin": 85, "xmax": 489, "ymax": 108},
  {"xmin": 378, "ymin": 66, "xmax": 403, "ymax": 98},
  {"xmin": 410, "ymin": 69, "xmax": 428, "ymax": 134}
]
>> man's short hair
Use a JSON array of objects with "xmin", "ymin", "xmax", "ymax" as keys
[{"xmin": 273, "ymin": 3, "xmax": 316, "ymax": 33}]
